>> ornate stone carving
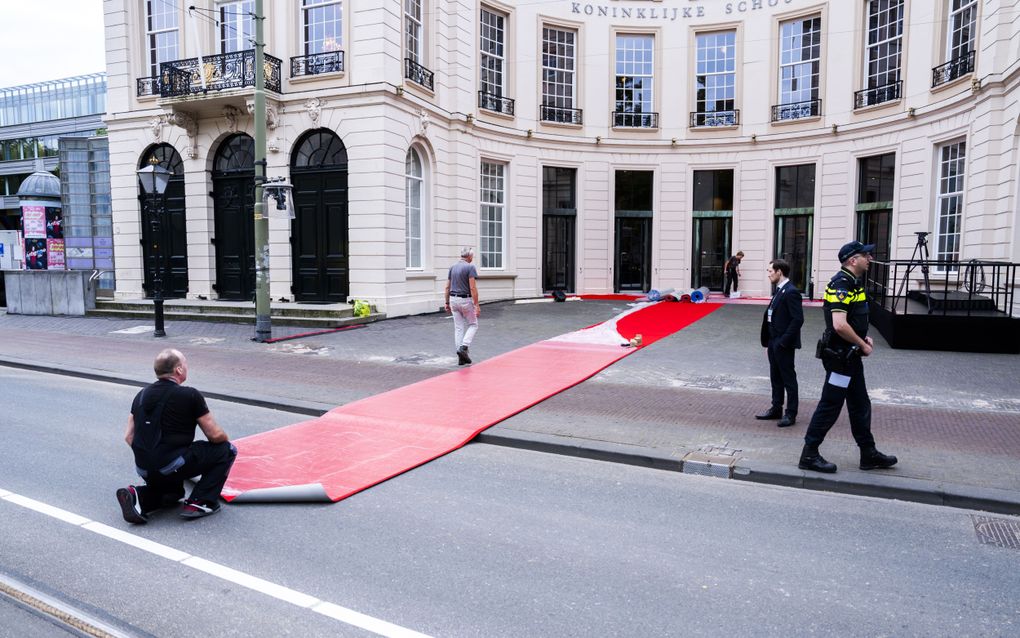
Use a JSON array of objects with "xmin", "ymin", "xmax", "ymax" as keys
[
  {"xmin": 148, "ymin": 115, "xmax": 166, "ymax": 141},
  {"xmin": 167, "ymin": 110, "xmax": 198, "ymax": 138},
  {"xmin": 304, "ymin": 97, "xmax": 322, "ymax": 124},
  {"xmin": 222, "ymin": 105, "xmax": 243, "ymax": 132},
  {"xmin": 419, "ymin": 109, "xmax": 430, "ymax": 135},
  {"xmin": 245, "ymin": 101, "xmax": 279, "ymax": 130}
]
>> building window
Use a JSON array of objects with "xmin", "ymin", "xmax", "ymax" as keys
[
  {"xmin": 775, "ymin": 164, "xmax": 815, "ymax": 210},
  {"xmin": 614, "ymin": 34, "xmax": 655, "ymax": 127},
  {"xmin": 776, "ymin": 15, "xmax": 821, "ymax": 120},
  {"xmin": 405, "ymin": 147, "xmax": 425, "ymax": 269},
  {"xmin": 405, "ymin": 0, "xmax": 423, "ymax": 64},
  {"xmin": 935, "ymin": 141, "xmax": 966, "ymax": 266},
  {"xmin": 220, "ymin": 0, "xmax": 254, "ymax": 54},
  {"xmin": 146, "ymin": 0, "xmax": 179, "ymax": 77},
  {"xmin": 947, "ymin": 0, "xmax": 977, "ymax": 62},
  {"xmin": 541, "ymin": 26, "xmax": 579, "ymax": 124},
  {"xmin": 859, "ymin": 0, "xmax": 903, "ymax": 107},
  {"xmin": 479, "ymin": 161, "xmax": 505, "ymax": 269},
  {"xmin": 543, "ymin": 167, "xmax": 576, "ymax": 214},
  {"xmin": 693, "ymin": 31, "xmax": 736, "ymax": 127},
  {"xmin": 480, "ymin": 8, "xmax": 506, "ymax": 98},
  {"xmin": 858, "ymin": 153, "xmax": 896, "ymax": 205},
  {"xmin": 693, "ymin": 170, "xmax": 734, "ymax": 212},
  {"xmin": 302, "ymin": 0, "xmax": 342, "ymax": 55}
]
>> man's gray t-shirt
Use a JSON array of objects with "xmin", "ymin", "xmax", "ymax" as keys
[{"xmin": 448, "ymin": 260, "xmax": 478, "ymax": 296}]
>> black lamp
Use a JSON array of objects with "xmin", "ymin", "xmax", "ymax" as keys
[{"xmin": 136, "ymin": 157, "xmax": 172, "ymax": 337}]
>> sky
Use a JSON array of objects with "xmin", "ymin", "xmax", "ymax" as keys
[{"xmin": 0, "ymin": 1, "xmax": 106, "ymax": 88}]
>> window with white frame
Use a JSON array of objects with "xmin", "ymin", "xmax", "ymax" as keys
[
  {"xmin": 694, "ymin": 30, "xmax": 736, "ymax": 126},
  {"xmin": 302, "ymin": 0, "xmax": 342, "ymax": 55},
  {"xmin": 146, "ymin": 0, "xmax": 179, "ymax": 77},
  {"xmin": 615, "ymin": 34, "xmax": 655, "ymax": 127},
  {"xmin": 479, "ymin": 161, "xmax": 505, "ymax": 269},
  {"xmin": 220, "ymin": 0, "xmax": 254, "ymax": 54},
  {"xmin": 864, "ymin": 0, "xmax": 903, "ymax": 91},
  {"xmin": 405, "ymin": 147, "xmax": 425, "ymax": 269},
  {"xmin": 947, "ymin": 0, "xmax": 977, "ymax": 61},
  {"xmin": 777, "ymin": 15, "xmax": 821, "ymax": 117},
  {"xmin": 541, "ymin": 26, "xmax": 577, "ymax": 122},
  {"xmin": 480, "ymin": 8, "xmax": 506, "ymax": 99},
  {"xmin": 405, "ymin": 0, "xmax": 423, "ymax": 64},
  {"xmin": 935, "ymin": 141, "xmax": 966, "ymax": 267}
]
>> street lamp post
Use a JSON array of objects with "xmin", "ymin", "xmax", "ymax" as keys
[{"xmin": 137, "ymin": 157, "xmax": 172, "ymax": 337}]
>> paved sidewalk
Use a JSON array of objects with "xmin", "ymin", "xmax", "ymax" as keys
[{"xmin": 1, "ymin": 298, "xmax": 1018, "ymax": 514}]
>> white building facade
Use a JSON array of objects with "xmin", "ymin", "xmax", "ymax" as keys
[{"xmin": 103, "ymin": 0, "xmax": 1020, "ymax": 315}]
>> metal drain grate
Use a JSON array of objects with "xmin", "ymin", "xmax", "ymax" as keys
[{"xmin": 971, "ymin": 515, "xmax": 1020, "ymax": 550}]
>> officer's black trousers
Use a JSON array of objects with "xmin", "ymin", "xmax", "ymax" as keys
[
  {"xmin": 767, "ymin": 342, "xmax": 798, "ymax": 417},
  {"xmin": 804, "ymin": 356, "xmax": 875, "ymax": 451},
  {"xmin": 136, "ymin": 440, "xmax": 237, "ymax": 510}
]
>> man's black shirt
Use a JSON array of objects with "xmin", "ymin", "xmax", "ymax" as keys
[{"xmin": 131, "ymin": 379, "xmax": 210, "ymax": 451}]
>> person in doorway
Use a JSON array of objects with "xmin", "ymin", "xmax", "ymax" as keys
[
  {"xmin": 444, "ymin": 247, "xmax": 480, "ymax": 365},
  {"xmin": 756, "ymin": 258, "xmax": 803, "ymax": 427},
  {"xmin": 799, "ymin": 241, "xmax": 897, "ymax": 474},
  {"xmin": 723, "ymin": 251, "xmax": 744, "ymax": 296},
  {"xmin": 117, "ymin": 348, "xmax": 236, "ymax": 523}
]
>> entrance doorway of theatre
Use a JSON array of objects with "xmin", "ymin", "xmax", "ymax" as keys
[
  {"xmin": 291, "ymin": 129, "xmax": 349, "ymax": 303},
  {"xmin": 614, "ymin": 170, "xmax": 653, "ymax": 292},
  {"xmin": 693, "ymin": 217, "xmax": 731, "ymax": 290},
  {"xmin": 139, "ymin": 144, "xmax": 188, "ymax": 298},
  {"xmin": 211, "ymin": 134, "xmax": 256, "ymax": 301},
  {"xmin": 542, "ymin": 166, "xmax": 576, "ymax": 293},
  {"xmin": 774, "ymin": 214, "xmax": 813, "ymax": 296}
]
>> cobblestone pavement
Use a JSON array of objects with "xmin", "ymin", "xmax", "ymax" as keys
[{"xmin": 2, "ymin": 299, "xmax": 1019, "ymax": 504}]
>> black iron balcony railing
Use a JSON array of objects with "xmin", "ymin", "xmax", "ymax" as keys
[
  {"xmin": 158, "ymin": 49, "xmax": 282, "ymax": 98},
  {"xmin": 404, "ymin": 58, "xmax": 434, "ymax": 90},
  {"xmin": 540, "ymin": 104, "xmax": 583, "ymax": 125},
  {"xmin": 136, "ymin": 76, "xmax": 160, "ymax": 97},
  {"xmin": 291, "ymin": 50, "xmax": 344, "ymax": 77},
  {"xmin": 867, "ymin": 258, "xmax": 1017, "ymax": 318},
  {"xmin": 613, "ymin": 111, "xmax": 658, "ymax": 128},
  {"xmin": 771, "ymin": 98, "xmax": 821, "ymax": 122},
  {"xmin": 932, "ymin": 50, "xmax": 975, "ymax": 88},
  {"xmin": 854, "ymin": 80, "xmax": 902, "ymax": 109},
  {"xmin": 690, "ymin": 109, "xmax": 739, "ymax": 128},
  {"xmin": 478, "ymin": 91, "xmax": 515, "ymax": 115}
]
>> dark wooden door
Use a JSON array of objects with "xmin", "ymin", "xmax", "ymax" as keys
[
  {"xmin": 140, "ymin": 177, "xmax": 188, "ymax": 298},
  {"xmin": 615, "ymin": 217, "xmax": 651, "ymax": 292},
  {"xmin": 693, "ymin": 217, "xmax": 730, "ymax": 290},
  {"xmin": 542, "ymin": 215, "xmax": 575, "ymax": 292},
  {"xmin": 857, "ymin": 209, "xmax": 891, "ymax": 264},
  {"xmin": 775, "ymin": 214, "xmax": 813, "ymax": 296},
  {"xmin": 292, "ymin": 169, "xmax": 349, "ymax": 302},
  {"xmin": 212, "ymin": 176, "xmax": 255, "ymax": 300}
]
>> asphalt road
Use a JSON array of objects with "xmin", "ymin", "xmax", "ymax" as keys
[{"xmin": 2, "ymin": 368, "xmax": 1018, "ymax": 637}]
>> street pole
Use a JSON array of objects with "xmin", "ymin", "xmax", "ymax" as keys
[
  {"xmin": 253, "ymin": 0, "xmax": 271, "ymax": 342},
  {"xmin": 150, "ymin": 192, "xmax": 166, "ymax": 337}
]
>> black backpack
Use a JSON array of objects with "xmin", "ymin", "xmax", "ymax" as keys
[{"xmin": 131, "ymin": 385, "xmax": 177, "ymax": 472}]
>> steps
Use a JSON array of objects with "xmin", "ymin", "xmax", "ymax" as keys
[{"xmin": 87, "ymin": 298, "xmax": 385, "ymax": 328}]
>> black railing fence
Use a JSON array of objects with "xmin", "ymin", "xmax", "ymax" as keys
[
  {"xmin": 291, "ymin": 50, "xmax": 344, "ymax": 77},
  {"xmin": 867, "ymin": 259, "xmax": 1017, "ymax": 317},
  {"xmin": 159, "ymin": 50, "xmax": 282, "ymax": 97}
]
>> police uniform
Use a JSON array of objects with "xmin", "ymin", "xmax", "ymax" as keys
[{"xmin": 799, "ymin": 241, "xmax": 897, "ymax": 473}]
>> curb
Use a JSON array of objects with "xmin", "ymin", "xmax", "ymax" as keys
[{"xmin": 5, "ymin": 357, "xmax": 1019, "ymax": 517}]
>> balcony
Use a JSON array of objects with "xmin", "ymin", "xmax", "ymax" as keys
[
  {"xmin": 690, "ymin": 109, "xmax": 739, "ymax": 128},
  {"xmin": 540, "ymin": 105, "xmax": 583, "ymax": 125},
  {"xmin": 613, "ymin": 111, "xmax": 658, "ymax": 128},
  {"xmin": 136, "ymin": 76, "xmax": 160, "ymax": 97},
  {"xmin": 854, "ymin": 80, "xmax": 902, "ymax": 109},
  {"xmin": 404, "ymin": 58, "xmax": 434, "ymax": 91},
  {"xmin": 771, "ymin": 99, "xmax": 821, "ymax": 122},
  {"xmin": 478, "ymin": 91, "xmax": 515, "ymax": 115},
  {"xmin": 932, "ymin": 50, "xmax": 975, "ymax": 88},
  {"xmin": 291, "ymin": 50, "xmax": 344, "ymax": 78},
  {"xmin": 158, "ymin": 49, "xmax": 282, "ymax": 98}
]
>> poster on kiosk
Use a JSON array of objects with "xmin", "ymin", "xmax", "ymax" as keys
[{"xmin": 21, "ymin": 203, "xmax": 64, "ymax": 270}]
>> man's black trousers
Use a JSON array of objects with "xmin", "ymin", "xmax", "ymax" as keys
[
  {"xmin": 804, "ymin": 356, "xmax": 875, "ymax": 450},
  {"xmin": 724, "ymin": 269, "xmax": 738, "ymax": 294},
  {"xmin": 767, "ymin": 342, "xmax": 798, "ymax": 417},
  {"xmin": 136, "ymin": 441, "xmax": 236, "ymax": 511}
]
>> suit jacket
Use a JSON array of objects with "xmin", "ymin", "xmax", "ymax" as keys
[{"xmin": 760, "ymin": 282, "xmax": 804, "ymax": 349}]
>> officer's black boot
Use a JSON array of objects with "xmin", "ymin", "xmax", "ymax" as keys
[
  {"xmin": 799, "ymin": 445, "xmax": 837, "ymax": 473},
  {"xmin": 860, "ymin": 447, "xmax": 898, "ymax": 470}
]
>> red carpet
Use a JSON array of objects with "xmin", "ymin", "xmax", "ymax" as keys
[{"xmin": 222, "ymin": 302, "xmax": 720, "ymax": 502}]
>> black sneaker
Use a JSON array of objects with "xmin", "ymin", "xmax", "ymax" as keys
[
  {"xmin": 116, "ymin": 486, "xmax": 147, "ymax": 524},
  {"xmin": 457, "ymin": 346, "xmax": 471, "ymax": 365},
  {"xmin": 179, "ymin": 498, "xmax": 221, "ymax": 519}
]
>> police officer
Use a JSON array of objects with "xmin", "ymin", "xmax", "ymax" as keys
[{"xmin": 799, "ymin": 241, "xmax": 898, "ymax": 474}]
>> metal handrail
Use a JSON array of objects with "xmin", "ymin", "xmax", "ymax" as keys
[
  {"xmin": 404, "ymin": 58, "xmax": 434, "ymax": 90},
  {"xmin": 853, "ymin": 80, "xmax": 902, "ymax": 109},
  {"xmin": 158, "ymin": 49, "xmax": 283, "ymax": 97},
  {"xmin": 478, "ymin": 91, "xmax": 515, "ymax": 115},
  {"xmin": 771, "ymin": 99, "xmax": 821, "ymax": 122},
  {"xmin": 932, "ymin": 50, "xmax": 975, "ymax": 88},
  {"xmin": 291, "ymin": 50, "xmax": 344, "ymax": 77}
]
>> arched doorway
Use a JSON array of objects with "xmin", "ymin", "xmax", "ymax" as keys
[
  {"xmin": 291, "ymin": 129, "xmax": 349, "ymax": 302},
  {"xmin": 138, "ymin": 144, "xmax": 188, "ymax": 298},
  {"xmin": 211, "ymin": 134, "xmax": 255, "ymax": 300}
]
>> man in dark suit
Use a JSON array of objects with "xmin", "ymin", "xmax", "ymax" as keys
[{"xmin": 756, "ymin": 258, "xmax": 804, "ymax": 427}]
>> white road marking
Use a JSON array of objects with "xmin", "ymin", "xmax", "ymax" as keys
[
  {"xmin": 109, "ymin": 326, "xmax": 154, "ymax": 334},
  {"xmin": 1, "ymin": 488, "xmax": 432, "ymax": 638}
]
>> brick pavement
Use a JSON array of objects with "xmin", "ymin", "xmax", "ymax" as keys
[{"xmin": 2, "ymin": 299, "xmax": 1018, "ymax": 512}]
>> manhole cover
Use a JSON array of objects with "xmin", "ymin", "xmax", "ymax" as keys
[{"xmin": 971, "ymin": 515, "xmax": 1020, "ymax": 550}]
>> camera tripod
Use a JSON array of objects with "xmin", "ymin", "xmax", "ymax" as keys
[{"xmin": 894, "ymin": 231, "xmax": 933, "ymax": 314}]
